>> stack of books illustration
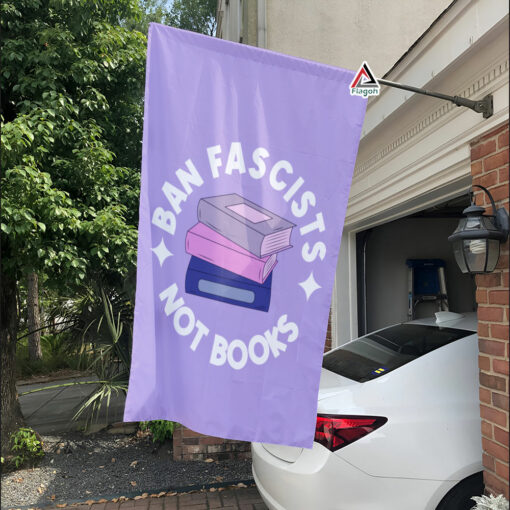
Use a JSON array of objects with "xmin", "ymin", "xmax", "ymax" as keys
[{"xmin": 185, "ymin": 193, "xmax": 295, "ymax": 312}]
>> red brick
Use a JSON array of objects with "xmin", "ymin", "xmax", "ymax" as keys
[
  {"xmin": 495, "ymin": 459, "xmax": 509, "ymax": 480},
  {"xmin": 200, "ymin": 436, "xmax": 225, "ymax": 445},
  {"xmin": 181, "ymin": 428, "xmax": 204, "ymax": 438},
  {"xmin": 490, "ymin": 183, "xmax": 510, "ymax": 203},
  {"xmin": 499, "ymin": 131, "xmax": 510, "ymax": 149},
  {"xmin": 479, "ymin": 322, "xmax": 490, "ymax": 338},
  {"xmin": 479, "ymin": 354, "xmax": 491, "ymax": 371},
  {"xmin": 490, "ymin": 323, "xmax": 510, "ymax": 341},
  {"xmin": 484, "ymin": 150, "xmax": 510, "ymax": 172},
  {"xmin": 185, "ymin": 445, "xmax": 207, "ymax": 454},
  {"xmin": 496, "ymin": 252, "xmax": 509, "ymax": 271},
  {"xmin": 480, "ymin": 387, "xmax": 492, "ymax": 404},
  {"xmin": 494, "ymin": 426, "xmax": 510, "ymax": 447},
  {"xmin": 503, "ymin": 272, "xmax": 509, "ymax": 288},
  {"xmin": 493, "ymin": 359, "xmax": 510, "ymax": 375},
  {"xmin": 484, "ymin": 470, "xmax": 510, "ymax": 500},
  {"xmin": 476, "ymin": 289, "xmax": 488, "ymax": 304},
  {"xmin": 471, "ymin": 160, "xmax": 483, "ymax": 176},
  {"xmin": 479, "ymin": 339, "xmax": 506, "ymax": 356},
  {"xmin": 182, "ymin": 437, "xmax": 199, "ymax": 445},
  {"xmin": 483, "ymin": 436, "xmax": 509, "ymax": 460},
  {"xmin": 480, "ymin": 125, "xmax": 509, "ymax": 142},
  {"xmin": 499, "ymin": 166, "xmax": 509, "ymax": 183},
  {"xmin": 478, "ymin": 306, "xmax": 504, "ymax": 322},
  {"xmin": 482, "ymin": 420, "xmax": 493, "ymax": 438},
  {"xmin": 473, "ymin": 189, "xmax": 486, "ymax": 207},
  {"xmin": 492, "ymin": 392, "xmax": 510, "ymax": 411},
  {"xmin": 472, "ymin": 139, "xmax": 497, "ymax": 161},
  {"xmin": 480, "ymin": 404, "xmax": 508, "ymax": 427},
  {"xmin": 162, "ymin": 497, "xmax": 179, "ymax": 510},
  {"xmin": 483, "ymin": 452, "xmax": 496, "ymax": 471},
  {"xmin": 477, "ymin": 273, "xmax": 502, "ymax": 288},
  {"xmin": 480, "ymin": 373, "xmax": 507, "ymax": 392},
  {"xmin": 477, "ymin": 170, "xmax": 500, "ymax": 188},
  {"xmin": 489, "ymin": 290, "xmax": 509, "ymax": 305}
]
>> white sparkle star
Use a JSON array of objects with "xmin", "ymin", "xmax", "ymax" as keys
[
  {"xmin": 298, "ymin": 272, "xmax": 321, "ymax": 301},
  {"xmin": 152, "ymin": 238, "xmax": 173, "ymax": 266}
]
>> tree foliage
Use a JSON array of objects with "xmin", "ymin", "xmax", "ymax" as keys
[
  {"xmin": 0, "ymin": 0, "xmax": 217, "ymax": 452},
  {"xmin": 1, "ymin": 0, "xmax": 146, "ymax": 291},
  {"xmin": 127, "ymin": 0, "xmax": 216, "ymax": 35},
  {"xmin": 167, "ymin": 0, "xmax": 217, "ymax": 36},
  {"xmin": 0, "ymin": 0, "xmax": 146, "ymax": 454},
  {"xmin": 125, "ymin": 0, "xmax": 171, "ymax": 34}
]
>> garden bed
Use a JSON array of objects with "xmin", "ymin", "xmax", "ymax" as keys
[{"xmin": 1, "ymin": 430, "xmax": 253, "ymax": 509}]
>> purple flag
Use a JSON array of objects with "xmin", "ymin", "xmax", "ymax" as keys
[{"xmin": 124, "ymin": 24, "xmax": 366, "ymax": 448}]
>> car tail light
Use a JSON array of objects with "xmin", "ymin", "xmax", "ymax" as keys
[{"xmin": 315, "ymin": 415, "xmax": 387, "ymax": 452}]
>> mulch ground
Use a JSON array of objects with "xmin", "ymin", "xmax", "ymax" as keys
[{"xmin": 1, "ymin": 431, "xmax": 253, "ymax": 509}]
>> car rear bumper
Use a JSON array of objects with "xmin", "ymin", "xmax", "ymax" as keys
[{"xmin": 252, "ymin": 442, "xmax": 454, "ymax": 510}]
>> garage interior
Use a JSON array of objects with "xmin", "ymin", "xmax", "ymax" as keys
[{"xmin": 356, "ymin": 194, "xmax": 477, "ymax": 336}]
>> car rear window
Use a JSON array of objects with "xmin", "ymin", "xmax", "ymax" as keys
[{"xmin": 322, "ymin": 324, "xmax": 473, "ymax": 383}]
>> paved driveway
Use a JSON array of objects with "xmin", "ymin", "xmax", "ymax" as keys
[
  {"xmin": 17, "ymin": 376, "xmax": 125, "ymax": 434},
  {"xmin": 46, "ymin": 486, "xmax": 268, "ymax": 510},
  {"xmin": 16, "ymin": 378, "xmax": 269, "ymax": 509}
]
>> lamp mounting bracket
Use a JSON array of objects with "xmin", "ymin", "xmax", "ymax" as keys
[
  {"xmin": 471, "ymin": 184, "xmax": 509, "ymax": 240},
  {"xmin": 377, "ymin": 78, "xmax": 494, "ymax": 119}
]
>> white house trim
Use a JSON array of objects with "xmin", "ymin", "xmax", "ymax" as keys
[
  {"xmin": 362, "ymin": 0, "xmax": 509, "ymax": 137},
  {"xmin": 332, "ymin": 0, "xmax": 509, "ymax": 344}
]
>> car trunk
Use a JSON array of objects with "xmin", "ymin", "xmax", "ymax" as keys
[{"xmin": 261, "ymin": 369, "xmax": 358, "ymax": 462}]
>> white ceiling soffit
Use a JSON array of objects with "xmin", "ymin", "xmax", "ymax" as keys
[
  {"xmin": 345, "ymin": 0, "xmax": 509, "ymax": 231},
  {"xmin": 362, "ymin": 0, "xmax": 509, "ymax": 138}
]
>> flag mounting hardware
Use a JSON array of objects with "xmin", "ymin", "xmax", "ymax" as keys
[{"xmin": 377, "ymin": 78, "xmax": 494, "ymax": 119}]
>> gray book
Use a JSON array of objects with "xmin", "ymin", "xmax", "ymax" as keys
[{"xmin": 197, "ymin": 194, "xmax": 295, "ymax": 258}]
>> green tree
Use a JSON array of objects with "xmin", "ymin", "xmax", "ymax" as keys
[
  {"xmin": 0, "ymin": 0, "xmax": 146, "ymax": 456},
  {"xmin": 125, "ymin": 0, "xmax": 172, "ymax": 34},
  {"xmin": 167, "ymin": 0, "xmax": 217, "ymax": 35},
  {"xmin": 126, "ymin": 0, "xmax": 217, "ymax": 35}
]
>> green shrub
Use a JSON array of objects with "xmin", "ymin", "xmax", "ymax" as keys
[
  {"xmin": 10, "ymin": 427, "xmax": 44, "ymax": 468},
  {"xmin": 139, "ymin": 420, "xmax": 177, "ymax": 443},
  {"xmin": 15, "ymin": 332, "xmax": 86, "ymax": 379}
]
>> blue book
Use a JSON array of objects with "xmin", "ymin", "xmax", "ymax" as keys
[{"xmin": 185, "ymin": 256, "xmax": 272, "ymax": 312}]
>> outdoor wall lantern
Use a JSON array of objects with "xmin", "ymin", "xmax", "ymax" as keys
[{"xmin": 448, "ymin": 185, "xmax": 509, "ymax": 274}]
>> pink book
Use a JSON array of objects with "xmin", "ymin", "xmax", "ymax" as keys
[{"xmin": 185, "ymin": 223, "xmax": 277, "ymax": 284}]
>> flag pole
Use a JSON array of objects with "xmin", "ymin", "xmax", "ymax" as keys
[{"xmin": 377, "ymin": 78, "xmax": 494, "ymax": 119}]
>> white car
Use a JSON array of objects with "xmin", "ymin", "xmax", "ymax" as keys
[{"xmin": 252, "ymin": 312, "xmax": 483, "ymax": 510}]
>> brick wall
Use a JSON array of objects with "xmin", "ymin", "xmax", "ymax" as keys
[
  {"xmin": 471, "ymin": 123, "xmax": 509, "ymax": 499},
  {"xmin": 173, "ymin": 426, "xmax": 251, "ymax": 461}
]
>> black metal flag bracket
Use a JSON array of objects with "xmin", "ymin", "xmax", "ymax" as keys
[{"xmin": 377, "ymin": 78, "xmax": 494, "ymax": 119}]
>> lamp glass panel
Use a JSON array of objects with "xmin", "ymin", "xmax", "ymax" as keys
[
  {"xmin": 464, "ymin": 239, "xmax": 488, "ymax": 273},
  {"xmin": 452, "ymin": 218, "xmax": 468, "ymax": 235},
  {"xmin": 480, "ymin": 216, "xmax": 500, "ymax": 234},
  {"xmin": 453, "ymin": 240, "xmax": 468, "ymax": 273},
  {"xmin": 485, "ymin": 239, "xmax": 500, "ymax": 272},
  {"xmin": 466, "ymin": 217, "xmax": 482, "ymax": 230}
]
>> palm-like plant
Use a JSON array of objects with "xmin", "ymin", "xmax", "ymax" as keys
[
  {"xmin": 72, "ymin": 289, "xmax": 132, "ymax": 426},
  {"xmin": 41, "ymin": 284, "xmax": 134, "ymax": 427}
]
